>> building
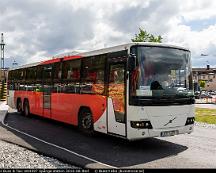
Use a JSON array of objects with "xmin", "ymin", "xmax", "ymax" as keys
[
  {"xmin": 193, "ymin": 65, "xmax": 216, "ymax": 91},
  {"xmin": 0, "ymin": 68, "xmax": 8, "ymax": 82}
]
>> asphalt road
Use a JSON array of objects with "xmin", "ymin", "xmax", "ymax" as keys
[{"xmin": 1, "ymin": 110, "xmax": 216, "ymax": 168}]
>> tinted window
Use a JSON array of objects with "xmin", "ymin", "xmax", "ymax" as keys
[
  {"xmin": 43, "ymin": 65, "xmax": 52, "ymax": 81},
  {"xmin": 36, "ymin": 66, "xmax": 43, "ymax": 81},
  {"xmin": 58, "ymin": 59, "xmax": 81, "ymax": 93},
  {"xmin": 53, "ymin": 62, "xmax": 62, "ymax": 81},
  {"xmin": 17, "ymin": 69, "xmax": 25, "ymax": 80},
  {"xmin": 81, "ymin": 55, "xmax": 105, "ymax": 94},
  {"xmin": 26, "ymin": 67, "xmax": 37, "ymax": 81},
  {"xmin": 62, "ymin": 60, "xmax": 81, "ymax": 81}
]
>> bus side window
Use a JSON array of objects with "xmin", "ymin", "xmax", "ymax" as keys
[
  {"xmin": 81, "ymin": 55, "xmax": 105, "ymax": 95},
  {"xmin": 53, "ymin": 62, "xmax": 62, "ymax": 81},
  {"xmin": 62, "ymin": 59, "xmax": 81, "ymax": 93},
  {"xmin": 26, "ymin": 67, "xmax": 37, "ymax": 91},
  {"xmin": 53, "ymin": 62, "xmax": 62, "ymax": 93},
  {"xmin": 35, "ymin": 66, "xmax": 43, "ymax": 92}
]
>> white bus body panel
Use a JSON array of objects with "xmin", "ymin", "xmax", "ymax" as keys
[
  {"xmin": 94, "ymin": 109, "xmax": 107, "ymax": 134},
  {"xmin": 94, "ymin": 98, "xmax": 126, "ymax": 136},
  {"xmin": 107, "ymin": 98, "xmax": 126, "ymax": 136},
  {"xmin": 7, "ymin": 90, "xmax": 16, "ymax": 109},
  {"xmin": 127, "ymin": 104, "xmax": 195, "ymax": 140}
]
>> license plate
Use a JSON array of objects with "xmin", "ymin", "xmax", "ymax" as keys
[{"xmin": 161, "ymin": 130, "xmax": 179, "ymax": 137}]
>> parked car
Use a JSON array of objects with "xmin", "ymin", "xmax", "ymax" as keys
[
  {"xmin": 199, "ymin": 93, "xmax": 213, "ymax": 99},
  {"xmin": 209, "ymin": 91, "xmax": 216, "ymax": 95},
  {"xmin": 194, "ymin": 91, "xmax": 200, "ymax": 99}
]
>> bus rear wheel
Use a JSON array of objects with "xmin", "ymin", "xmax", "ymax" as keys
[
  {"xmin": 17, "ymin": 99, "xmax": 22, "ymax": 113},
  {"xmin": 23, "ymin": 100, "xmax": 30, "ymax": 117},
  {"xmin": 78, "ymin": 108, "xmax": 94, "ymax": 134}
]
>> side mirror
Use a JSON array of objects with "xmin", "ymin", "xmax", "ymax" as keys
[{"xmin": 128, "ymin": 54, "xmax": 136, "ymax": 72}]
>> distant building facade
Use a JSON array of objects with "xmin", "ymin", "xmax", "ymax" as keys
[
  {"xmin": 192, "ymin": 65, "xmax": 216, "ymax": 91},
  {"xmin": 0, "ymin": 68, "xmax": 9, "ymax": 81}
]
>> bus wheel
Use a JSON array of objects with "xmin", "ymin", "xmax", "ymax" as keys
[
  {"xmin": 17, "ymin": 99, "xmax": 22, "ymax": 113},
  {"xmin": 78, "ymin": 108, "xmax": 94, "ymax": 134},
  {"xmin": 23, "ymin": 100, "xmax": 30, "ymax": 117}
]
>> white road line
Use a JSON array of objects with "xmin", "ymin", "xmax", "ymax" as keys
[{"xmin": 2, "ymin": 116, "xmax": 117, "ymax": 169}]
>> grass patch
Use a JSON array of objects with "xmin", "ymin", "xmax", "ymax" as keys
[{"xmin": 195, "ymin": 108, "xmax": 216, "ymax": 124}]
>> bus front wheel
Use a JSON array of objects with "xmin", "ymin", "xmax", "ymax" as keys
[{"xmin": 78, "ymin": 108, "xmax": 94, "ymax": 134}]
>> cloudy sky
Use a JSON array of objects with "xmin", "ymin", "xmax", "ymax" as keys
[{"xmin": 0, "ymin": 0, "xmax": 216, "ymax": 68}]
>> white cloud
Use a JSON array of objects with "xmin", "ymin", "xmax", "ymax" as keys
[
  {"xmin": 178, "ymin": 0, "xmax": 216, "ymax": 21},
  {"xmin": 0, "ymin": 0, "xmax": 216, "ymax": 68}
]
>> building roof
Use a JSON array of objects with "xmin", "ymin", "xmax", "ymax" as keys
[{"xmin": 193, "ymin": 68, "xmax": 216, "ymax": 73}]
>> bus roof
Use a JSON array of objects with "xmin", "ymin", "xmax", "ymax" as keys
[
  {"xmin": 78, "ymin": 42, "xmax": 190, "ymax": 57},
  {"xmin": 9, "ymin": 42, "xmax": 189, "ymax": 71}
]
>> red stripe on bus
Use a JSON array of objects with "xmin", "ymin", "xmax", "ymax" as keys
[
  {"xmin": 40, "ymin": 58, "xmax": 61, "ymax": 65},
  {"xmin": 40, "ymin": 55, "xmax": 82, "ymax": 65},
  {"xmin": 63, "ymin": 55, "xmax": 82, "ymax": 61}
]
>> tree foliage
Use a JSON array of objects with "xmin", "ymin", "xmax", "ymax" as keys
[
  {"xmin": 199, "ymin": 80, "xmax": 206, "ymax": 88},
  {"xmin": 131, "ymin": 28, "xmax": 163, "ymax": 43}
]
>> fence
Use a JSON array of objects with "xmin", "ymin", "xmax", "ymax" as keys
[{"xmin": 195, "ymin": 98, "xmax": 216, "ymax": 104}]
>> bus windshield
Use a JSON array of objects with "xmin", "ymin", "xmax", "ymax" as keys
[{"xmin": 130, "ymin": 46, "xmax": 193, "ymax": 103}]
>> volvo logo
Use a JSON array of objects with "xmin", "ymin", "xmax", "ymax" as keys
[{"xmin": 164, "ymin": 117, "xmax": 177, "ymax": 126}]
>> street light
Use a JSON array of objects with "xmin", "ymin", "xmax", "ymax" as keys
[
  {"xmin": 201, "ymin": 54, "xmax": 208, "ymax": 56},
  {"xmin": 201, "ymin": 54, "xmax": 211, "ymax": 70},
  {"xmin": 0, "ymin": 33, "xmax": 5, "ymax": 81},
  {"xmin": 12, "ymin": 60, "xmax": 18, "ymax": 67}
]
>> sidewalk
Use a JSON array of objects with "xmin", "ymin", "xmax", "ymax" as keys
[
  {"xmin": 0, "ymin": 101, "xmax": 9, "ymax": 110},
  {"xmin": 0, "ymin": 101, "xmax": 9, "ymax": 123},
  {"xmin": 195, "ymin": 104, "xmax": 216, "ymax": 109}
]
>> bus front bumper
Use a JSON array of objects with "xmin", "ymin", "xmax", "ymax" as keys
[{"xmin": 127, "ymin": 124, "xmax": 194, "ymax": 141}]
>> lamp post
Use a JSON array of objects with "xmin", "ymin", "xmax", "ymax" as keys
[
  {"xmin": 200, "ymin": 54, "xmax": 211, "ymax": 70},
  {"xmin": 12, "ymin": 59, "xmax": 18, "ymax": 68},
  {"xmin": 200, "ymin": 53, "xmax": 216, "ymax": 91},
  {"xmin": 0, "ymin": 33, "xmax": 5, "ymax": 81}
]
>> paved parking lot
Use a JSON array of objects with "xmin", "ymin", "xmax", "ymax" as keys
[{"xmin": 1, "ymin": 109, "xmax": 216, "ymax": 168}]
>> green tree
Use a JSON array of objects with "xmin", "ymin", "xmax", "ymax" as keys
[
  {"xmin": 199, "ymin": 80, "xmax": 206, "ymax": 89},
  {"xmin": 131, "ymin": 28, "xmax": 163, "ymax": 43}
]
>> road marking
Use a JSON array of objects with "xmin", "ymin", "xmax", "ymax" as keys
[{"xmin": 2, "ymin": 116, "xmax": 117, "ymax": 169}]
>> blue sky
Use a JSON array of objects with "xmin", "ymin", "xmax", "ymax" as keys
[
  {"xmin": 183, "ymin": 17, "xmax": 216, "ymax": 32},
  {"xmin": 0, "ymin": 0, "xmax": 216, "ymax": 68}
]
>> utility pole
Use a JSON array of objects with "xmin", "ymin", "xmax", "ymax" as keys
[
  {"xmin": 0, "ymin": 33, "xmax": 5, "ymax": 80},
  {"xmin": 12, "ymin": 59, "xmax": 18, "ymax": 68}
]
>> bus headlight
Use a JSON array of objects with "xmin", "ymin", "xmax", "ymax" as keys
[
  {"xmin": 185, "ymin": 117, "xmax": 195, "ymax": 125},
  {"xmin": 131, "ymin": 121, "xmax": 153, "ymax": 129}
]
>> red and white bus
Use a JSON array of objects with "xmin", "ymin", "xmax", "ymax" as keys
[{"xmin": 7, "ymin": 42, "xmax": 195, "ymax": 140}]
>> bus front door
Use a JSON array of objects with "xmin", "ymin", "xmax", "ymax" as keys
[{"xmin": 107, "ymin": 63, "xmax": 126, "ymax": 137}]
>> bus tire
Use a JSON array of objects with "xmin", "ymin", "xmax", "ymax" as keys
[
  {"xmin": 17, "ymin": 99, "xmax": 22, "ymax": 113},
  {"xmin": 78, "ymin": 108, "xmax": 94, "ymax": 135},
  {"xmin": 23, "ymin": 99, "xmax": 30, "ymax": 117}
]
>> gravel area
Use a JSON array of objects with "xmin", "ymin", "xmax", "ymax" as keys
[{"xmin": 0, "ymin": 140, "xmax": 79, "ymax": 169}]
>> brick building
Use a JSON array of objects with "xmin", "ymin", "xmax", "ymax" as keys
[{"xmin": 192, "ymin": 65, "xmax": 216, "ymax": 91}]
